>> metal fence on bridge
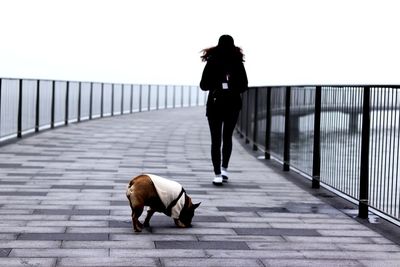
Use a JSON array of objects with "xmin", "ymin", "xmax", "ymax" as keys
[
  {"xmin": 0, "ymin": 78, "xmax": 205, "ymax": 142},
  {"xmin": 238, "ymin": 85, "xmax": 400, "ymax": 225}
]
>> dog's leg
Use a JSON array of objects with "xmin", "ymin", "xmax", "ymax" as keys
[
  {"xmin": 132, "ymin": 205, "xmax": 144, "ymax": 232},
  {"xmin": 127, "ymin": 195, "xmax": 137, "ymax": 231},
  {"xmin": 174, "ymin": 219, "xmax": 186, "ymax": 228},
  {"xmin": 143, "ymin": 208, "xmax": 155, "ymax": 227},
  {"xmin": 127, "ymin": 194, "xmax": 144, "ymax": 232}
]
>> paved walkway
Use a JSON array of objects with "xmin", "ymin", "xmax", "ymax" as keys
[{"xmin": 1, "ymin": 107, "xmax": 400, "ymax": 267}]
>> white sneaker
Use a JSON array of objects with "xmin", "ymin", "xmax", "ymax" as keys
[
  {"xmin": 221, "ymin": 169, "xmax": 229, "ymax": 182},
  {"xmin": 212, "ymin": 175, "xmax": 223, "ymax": 185}
]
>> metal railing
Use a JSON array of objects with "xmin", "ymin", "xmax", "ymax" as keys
[
  {"xmin": 0, "ymin": 77, "xmax": 206, "ymax": 142},
  {"xmin": 238, "ymin": 85, "xmax": 400, "ymax": 224}
]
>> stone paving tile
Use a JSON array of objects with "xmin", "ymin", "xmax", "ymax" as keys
[
  {"xmin": 197, "ymin": 235, "xmax": 285, "ymax": 242},
  {"xmin": 0, "ymin": 258, "xmax": 56, "ymax": 267},
  {"xmin": 0, "ymin": 248, "xmax": 11, "ymax": 257},
  {"xmin": 33, "ymin": 209, "xmax": 110, "ymax": 215},
  {"xmin": 262, "ymin": 259, "xmax": 363, "ymax": 267},
  {"xmin": 62, "ymin": 240, "xmax": 155, "ymax": 249},
  {"xmin": 110, "ymin": 249, "xmax": 206, "ymax": 258},
  {"xmin": 58, "ymin": 257, "xmax": 158, "ymax": 267},
  {"xmin": 109, "ymin": 234, "xmax": 197, "ymax": 242},
  {"xmin": 304, "ymin": 250, "xmax": 400, "ymax": 260},
  {"xmin": 26, "ymin": 221, "xmax": 108, "ymax": 227},
  {"xmin": 247, "ymin": 241, "xmax": 340, "ymax": 250},
  {"xmin": 110, "ymin": 201, "xmax": 128, "ymax": 206},
  {"xmin": 205, "ymin": 249, "xmax": 304, "ymax": 259},
  {"xmin": 337, "ymin": 243, "xmax": 400, "ymax": 252},
  {"xmin": 0, "ymin": 241, "xmax": 61, "ymax": 249},
  {"xmin": 28, "ymin": 160, "xmax": 75, "ymax": 163},
  {"xmin": 155, "ymin": 241, "xmax": 250, "ymax": 250},
  {"xmin": 284, "ymin": 236, "xmax": 377, "ymax": 244},
  {"xmin": 0, "ymin": 192, "xmax": 48, "ymax": 196},
  {"xmin": 1, "ymin": 227, "xmax": 66, "ymax": 234},
  {"xmin": 65, "ymin": 169, "xmax": 117, "ymax": 173},
  {"xmin": 66, "ymin": 227, "xmax": 131, "ymax": 234},
  {"xmin": 17, "ymin": 233, "xmax": 109, "ymax": 241},
  {"xmin": 151, "ymin": 228, "xmax": 236, "ymax": 235},
  {"xmin": 162, "ymin": 258, "xmax": 263, "ymax": 267},
  {"xmin": 317, "ymin": 229, "xmax": 382, "ymax": 237},
  {"xmin": 0, "ymin": 234, "xmax": 17, "ymax": 240},
  {"xmin": 1, "ymin": 107, "xmax": 400, "ymax": 267},
  {"xmin": 32, "ymin": 173, "xmax": 64, "ymax": 177},
  {"xmin": 217, "ymin": 206, "xmax": 288, "ymax": 213},
  {"xmin": 5, "ymin": 173, "xmax": 32, "ymax": 177},
  {"xmin": 234, "ymin": 227, "xmax": 321, "ymax": 236},
  {"xmin": 200, "ymin": 183, "xmax": 260, "ymax": 189},
  {"xmin": 0, "ymin": 181, "xmax": 26, "ymax": 185},
  {"xmin": 360, "ymin": 260, "xmax": 400, "ymax": 267},
  {"xmin": 9, "ymin": 248, "xmax": 108, "ymax": 258},
  {"xmin": 0, "ymin": 163, "xmax": 24, "ymax": 168}
]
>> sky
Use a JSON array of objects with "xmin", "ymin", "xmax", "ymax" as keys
[{"xmin": 0, "ymin": 0, "xmax": 399, "ymax": 86}]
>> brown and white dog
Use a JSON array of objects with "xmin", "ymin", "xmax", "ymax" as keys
[{"xmin": 126, "ymin": 173, "xmax": 200, "ymax": 232}]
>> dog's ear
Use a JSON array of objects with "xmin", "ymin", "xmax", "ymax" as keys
[{"xmin": 193, "ymin": 202, "xmax": 201, "ymax": 209}]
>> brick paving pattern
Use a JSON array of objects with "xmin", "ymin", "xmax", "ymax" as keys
[{"xmin": 0, "ymin": 107, "xmax": 400, "ymax": 266}]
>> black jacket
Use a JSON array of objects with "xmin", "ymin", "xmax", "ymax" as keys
[{"xmin": 200, "ymin": 55, "xmax": 248, "ymax": 117}]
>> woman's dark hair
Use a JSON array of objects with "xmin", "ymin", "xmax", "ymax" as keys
[{"xmin": 201, "ymin": 35, "xmax": 244, "ymax": 62}]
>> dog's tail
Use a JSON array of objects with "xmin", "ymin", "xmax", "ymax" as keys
[
  {"xmin": 126, "ymin": 179, "xmax": 135, "ymax": 199},
  {"xmin": 128, "ymin": 179, "xmax": 135, "ymax": 188}
]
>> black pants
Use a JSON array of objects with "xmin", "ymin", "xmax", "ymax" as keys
[{"xmin": 207, "ymin": 111, "xmax": 239, "ymax": 175}]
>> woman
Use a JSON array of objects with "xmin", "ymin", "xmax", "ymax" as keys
[{"xmin": 200, "ymin": 35, "xmax": 248, "ymax": 185}]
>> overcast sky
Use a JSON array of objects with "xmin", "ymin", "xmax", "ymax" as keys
[{"xmin": 0, "ymin": 0, "xmax": 399, "ymax": 86}]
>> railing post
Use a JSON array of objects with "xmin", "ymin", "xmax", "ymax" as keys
[
  {"xmin": 100, "ymin": 83, "xmax": 104, "ymax": 118},
  {"xmin": 165, "ymin": 86, "xmax": 168, "ymax": 109},
  {"xmin": 111, "ymin": 84, "xmax": 114, "ymax": 116},
  {"xmin": 265, "ymin": 87, "xmax": 271, "ymax": 160},
  {"xmin": 245, "ymin": 90, "xmax": 250, "ymax": 144},
  {"xmin": 121, "ymin": 84, "xmax": 124, "ymax": 115},
  {"xmin": 156, "ymin": 85, "xmax": 160, "ymax": 110},
  {"xmin": 181, "ymin": 86, "xmax": 184, "ymax": 107},
  {"xmin": 252, "ymin": 87, "xmax": 259, "ymax": 151},
  {"xmin": 359, "ymin": 86, "xmax": 370, "ymax": 219},
  {"xmin": 17, "ymin": 79, "xmax": 23, "ymax": 138},
  {"xmin": 35, "ymin": 80, "xmax": 40, "ymax": 132},
  {"xmin": 89, "ymin": 82, "xmax": 93, "ymax": 120},
  {"xmin": 238, "ymin": 109, "xmax": 243, "ymax": 138},
  {"xmin": 130, "ymin": 84, "xmax": 133, "ymax": 113},
  {"xmin": 173, "ymin": 85, "xmax": 176, "ymax": 108},
  {"xmin": 188, "ymin": 85, "xmax": 192, "ymax": 107},
  {"xmin": 0, "ymin": 79, "xmax": 2, "ymax": 134},
  {"xmin": 139, "ymin": 84, "xmax": 142, "ymax": 112},
  {"xmin": 51, "ymin": 80, "xmax": 55, "ymax": 129},
  {"xmin": 148, "ymin": 85, "xmax": 151, "ymax": 111},
  {"xmin": 238, "ymin": 91, "xmax": 245, "ymax": 138},
  {"xmin": 196, "ymin": 86, "xmax": 200, "ymax": 106},
  {"xmin": 65, "ymin": 81, "xmax": 69, "ymax": 125},
  {"xmin": 312, "ymin": 86, "xmax": 322, "ymax": 188},
  {"xmin": 77, "ymin": 82, "xmax": 81, "ymax": 122},
  {"xmin": 283, "ymin": 86, "xmax": 291, "ymax": 171}
]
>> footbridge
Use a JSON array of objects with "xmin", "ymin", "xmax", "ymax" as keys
[{"xmin": 1, "ymin": 78, "xmax": 400, "ymax": 266}]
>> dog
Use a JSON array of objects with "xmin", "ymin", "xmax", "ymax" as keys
[{"xmin": 126, "ymin": 173, "xmax": 200, "ymax": 232}]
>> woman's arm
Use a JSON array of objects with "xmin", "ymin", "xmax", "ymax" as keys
[{"xmin": 200, "ymin": 62, "xmax": 220, "ymax": 91}]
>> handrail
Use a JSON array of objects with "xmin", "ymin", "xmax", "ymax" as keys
[
  {"xmin": 0, "ymin": 77, "xmax": 205, "ymax": 143},
  {"xmin": 238, "ymin": 85, "xmax": 400, "ymax": 225}
]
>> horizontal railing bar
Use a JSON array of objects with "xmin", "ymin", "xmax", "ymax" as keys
[{"xmin": 0, "ymin": 76, "xmax": 197, "ymax": 88}]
